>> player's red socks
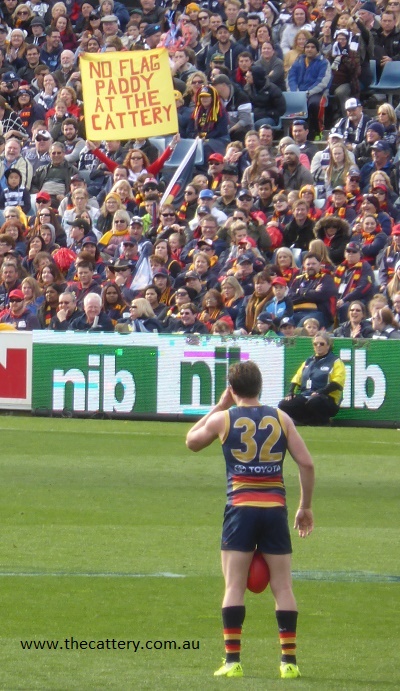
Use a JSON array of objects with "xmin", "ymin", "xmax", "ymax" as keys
[
  {"xmin": 222, "ymin": 606, "xmax": 245, "ymax": 663},
  {"xmin": 276, "ymin": 610, "xmax": 298, "ymax": 664}
]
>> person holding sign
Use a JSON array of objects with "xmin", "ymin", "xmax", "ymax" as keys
[{"xmin": 86, "ymin": 134, "xmax": 180, "ymax": 184}]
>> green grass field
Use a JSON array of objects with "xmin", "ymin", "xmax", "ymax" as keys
[{"xmin": 0, "ymin": 416, "xmax": 399, "ymax": 691}]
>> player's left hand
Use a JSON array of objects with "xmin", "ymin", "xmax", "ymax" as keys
[{"xmin": 294, "ymin": 508, "xmax": 314, "ymax": 538}]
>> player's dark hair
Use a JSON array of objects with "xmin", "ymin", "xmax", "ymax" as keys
[{"xmin": 228, "ymin": 361, "xmax": 262, "ymax": 398}]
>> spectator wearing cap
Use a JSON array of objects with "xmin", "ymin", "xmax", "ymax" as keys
[
  {"xmin": 26, "ymin": 17, "xmax": 47, "ymax": 47},
  {"xmin": 288, "ymin": 38, "xmax": 331, "ymax": 140},
  {"xmin": 15, "ymin": 87, "xmax": 46, "ymax": 137},
  {"xmin": 344, "ymin": 167, "xmax": 363, "ymax": 213},
  {"xmin": 360, "ymin": 140, "xmax": 397, "ymax": 194},
  {"xmin": 58, "ymin": 175, "xmax": 99, "ymax": 217},
  {"xmin": 200, "ymin": 23, "xmax": 243, "ymax": 72},
  {"xmin": 212, "ymin": 74, "xmax": 254, "ymax": 142},
  {"xmin": 262, "ymin": 275, "xmax": 294, "ymax": 323},
  {"xmin": 243, "ymin": 65, "xmax": 286, "ymax": 129},
  {"xmin": 253, "ymin": 312, "xmax": 277, "ymax": 337},
  {"xmin": 330, "ymin": 98, "xmax": 371, "ymax": 149},
  {"xmin": 282, "ymin": 143, "xmax": 314, "ymax": 191},
  {"xmin": 324, "ymin": 186, "xmax": 357, "ymax": 224},
  {"xmin": 278, "ymin": 315, "xmax": 296, "ymax": 336},
  {"xmin": 0, "ymin": 287, "xmax": 41, "ymax": 329},
  {"xmin": 281, "ymin": 4, "xmax": 313, "ymax": 54},
  {"xmin": 288, "ymin": 252, "xmax": 338, "ymax": 327},
  {"xmin": 194, "ymin": 188, "xmax": 227, "ymax": 227},
  {"xmin": 67, "ymin": 218, "xmax": 93, "ymax": 254},
  {"xmin": 0, "ymin": 167, "xmax": 31, "ymax": 213},
  {"xmin": 186, "ymin": 85, "xmax": 230, "ymax": 159},
  {"xmin": 150, "ymin": 266, "xmax": 173, "ymax": 305},
  {"xmin": 354, "ymin": 121, "xmax": 385, "ymax": 170},
  {"xmin": 369, "ymin": 182, "xmax": 399, "ymax": 223},
  {"xmin": 0, "ymin": 138, "xmax": 33, "ymax": 191},
  {"xmin": 334, "ymin": 241, "xmax": 375, "ymax": 322},
  {"xmin": 142, "ymin": 23, "xmax": 162, "ymax": 49},
  {"xmin": 106, "ymin": 257, "xmax": 139, "ymax": 305},
  {"xmin": 24, "ymin": 129, "xmax": 53, "ymax": 173},
  {"xmin": 207, "ymin": 152, "xmax": 225, "ymax": 190},
  {"xmin": 328, "ymin": 29, "xmax": 360, "ymax": 119}
]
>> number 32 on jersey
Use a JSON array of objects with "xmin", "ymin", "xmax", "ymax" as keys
[{"xmin": 231, "ymin": 416, "xmax": 283, "ymax": 464}]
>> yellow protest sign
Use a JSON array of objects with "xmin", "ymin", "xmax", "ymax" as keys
[{"xmin": 80, "ymin": 48, "xmax": 178, "ymax": 140}]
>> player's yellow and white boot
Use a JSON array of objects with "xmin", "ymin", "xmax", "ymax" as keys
[
  {"xmin": 280, "ymin": 662, "xmax": 301, "ymax": 679},
  {"xmin": 214, "ymin": 659, "xmax": 243, "ymax": 677}
]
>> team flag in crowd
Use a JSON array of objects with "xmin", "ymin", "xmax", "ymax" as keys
[{"xmin": 160, "ymin": 138, "xmax": 199, "ymax": 208}]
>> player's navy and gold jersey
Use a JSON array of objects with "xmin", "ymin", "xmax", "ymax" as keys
[{"xmin": 221, "ymin": 405, "xmax": 288, "ymax": 508}]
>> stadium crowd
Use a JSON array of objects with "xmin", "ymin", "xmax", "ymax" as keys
[{"xmin": 0, "ymin": 0, "xmax": 400, "ymax": 340}]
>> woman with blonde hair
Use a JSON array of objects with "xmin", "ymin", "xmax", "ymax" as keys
[
  {"xmin": 275, "ymin": 247, "xmax": 299, "ymax": 284},
  {"xmin": 376, "ymin": 104, "xmax": 398, "ymax": 155},
  {"xmin": 12, "ymin": 4, "xmax": 33, "ymax": 30},
  {"xmin": 110, "ymin": 180, "xmax": 137, "ymax": 214},
  {"xmin": 386, "ymin": 260, "xmax": 400, "ymax": 300},
  {"xmin": 371, "ymin": 305, "xmax": 400, "ymax": 339},
  {"xmin": 299, "ymin": 184, "xmax": 322, "ymax": 221},
  {"xmin": 221, "ymin": 275, "xmax": 245, "ymax": 326},
  {"xmin": 21, "ymin": 276, "xmax": 43, "ymax": 314},
  {"xmin": 116, "ymin": 297, "xmax": 163, "ymax": 332},
  {"xmin": 308, "ymin": 238, "xmax": 334, "ymax": 273},
  {"xmin": 98, "ymin": 209, "xmax": 131, "ymax": 257},
  {"xmin": 283, "ymin": 29, "xmax": 312, "ymax": 75},
  {"xmin": 96, "ymin": 192, "xmax": 123, "ymax": 236},
  {"xmin": 183, "ymin": 71, "xmax": 208, "ymax": 108},
  {"xmin": 324, "ymin": 141, "xmax": 353, "ymax": 195},
  {"xmin": 6, "ymin": 28, "xmax": 28, "ymax": 68}
]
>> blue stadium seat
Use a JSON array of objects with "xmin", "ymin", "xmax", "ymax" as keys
[
  {"xmin": 373, "ymin": 62, "xmax": 400, "ymax": 105},
  {"xmin": 279, "ymin": 92, "xmax": 309, "ymax": 134}
]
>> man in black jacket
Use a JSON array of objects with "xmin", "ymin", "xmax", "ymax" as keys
[
  {"xmin": 244, "ymin": 65, "xmax": 285, "ymax": 127},
  {"xmin": 213, "ymin": 75, "xmax": 253, "ymax": 141}
]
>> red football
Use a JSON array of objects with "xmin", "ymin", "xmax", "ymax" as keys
[{"xmin": 247, "ymin": 551, "xmax": 270, "ymax": 593}]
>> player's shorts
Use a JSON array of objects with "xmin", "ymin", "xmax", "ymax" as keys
[{"xmin": 221, "ymin": 505, "xmax": 292, "ymax": 554}]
